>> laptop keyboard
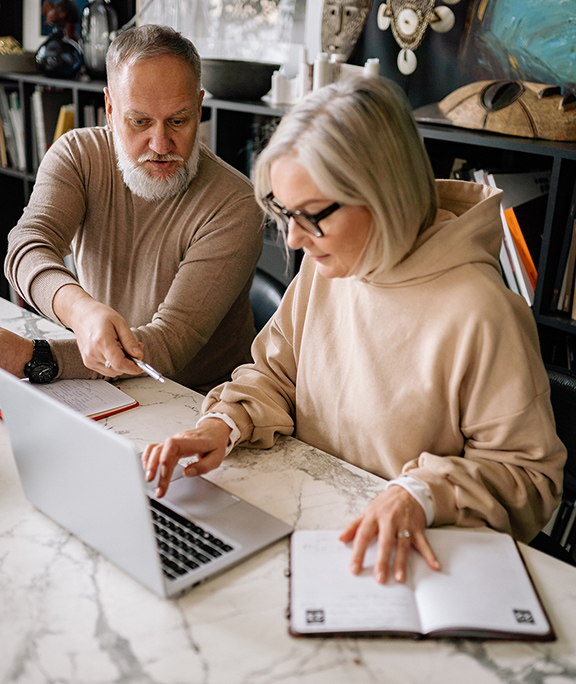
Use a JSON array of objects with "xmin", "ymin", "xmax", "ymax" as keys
[{"xmin": 149, "ymin": 498, "xmax": 235, "ymax": 580}]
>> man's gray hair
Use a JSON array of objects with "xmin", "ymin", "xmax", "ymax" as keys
[{"xmin": 106, "ymin": 24, "xmax": 201, "ymax": 92}]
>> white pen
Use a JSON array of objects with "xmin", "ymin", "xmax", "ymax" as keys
[{"xmin": 126, "ymin": 355, "xmax": 165, "ymax": 383}]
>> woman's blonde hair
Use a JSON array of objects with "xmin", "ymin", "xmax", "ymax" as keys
[{"xmin": 254, "ymin": 76, "xmax": 439, "ymax": 276}]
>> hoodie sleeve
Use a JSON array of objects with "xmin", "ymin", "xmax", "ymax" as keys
[
  {"xmin": 401, "ymin": 287, "xmax": 566, "ymax": 543},
  {"xmin": 201, "ymin": 265, "xmax": 308, "ymax": 446}
]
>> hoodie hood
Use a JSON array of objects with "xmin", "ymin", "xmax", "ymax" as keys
[{"xmin": 365, "ymin": 179, "xmax": 503, "ymax": 287}]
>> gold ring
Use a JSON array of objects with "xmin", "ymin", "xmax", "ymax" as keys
[
  {"xmin": 397, "ymin": 529, "xmax": 411, "ymax": 539},
  {"xmin": 105, "ymin": 360, "xmax": 111, "ymax": 369}
]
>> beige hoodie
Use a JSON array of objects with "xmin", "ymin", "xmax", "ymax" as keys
[{"xmin": 204, "ymin": 179, "xmax": 565, "ymax": 542}]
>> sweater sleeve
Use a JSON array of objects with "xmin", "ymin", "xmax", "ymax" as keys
[
  {"xmin": 4, "ymin": 133, "xmax": 264, "ymax": 386},
  {"xmin": 401, "ymin": 293, "xmax": 566, "ymax": 543},
  {"xmin": 124, "ymin": 190, "xmax": 263, "ymax": 386},
  {"xmin": 4, "ymin": 132, "xmax": 95, "ymax": 379}
]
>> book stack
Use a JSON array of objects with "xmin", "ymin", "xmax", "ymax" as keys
[
  {"xmin": 552, "ymin": 181, "xmax": 576, "ymax": 327},
  {"xmin": 30, "ymin": 87, "xmax": 74, "ymax": 167},
  {"xmin": 470, "ymin": 168, "xmax": 548, "ymax": 307},
  {"xmin": 0, "ymin": 84, "xmax": 25, "ymax": 170},
  {"xmin": 82, "ymin": 103, "xmax": 106, "ymax": 128}
]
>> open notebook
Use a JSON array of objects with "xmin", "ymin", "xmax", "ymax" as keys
[
  {"xmin": 35, "ymin": 378, "xmax": 139, "ymax": 419},
  {"xmin": 289, "ymin": 529, "xmax": 554, "ymax": 641}
]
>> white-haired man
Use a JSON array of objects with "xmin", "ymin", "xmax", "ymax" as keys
[{"xmin": 3, "ymin": 25, "xmax": 263, "ymax": 392}]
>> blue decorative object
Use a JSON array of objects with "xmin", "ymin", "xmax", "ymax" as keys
[
  {"xmin": 35, "ymin": 27, "xmax": 84, "ymax": 79},
  {"xmin": 460, "ymin": 0, "xmax": 576, "ymax": 90}
]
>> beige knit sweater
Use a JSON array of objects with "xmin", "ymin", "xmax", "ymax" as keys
[
  {"xmin": 204, "ymin": 179, "xmax": 566, "ymax": 542},
  {"xmin": 5, "ymin": 127, "xmax": 263, "ymax": 392}
]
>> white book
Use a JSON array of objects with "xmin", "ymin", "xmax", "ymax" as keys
[
  {"xmin": 472, "ymin": 169, "xmax": 520, "ymax": 295},
  {"xmin": 31, "ymin": 88, "xmax": 48, "ymax": 164},
  {"xmin": 289, "ymin": 529, "xmax": 554, "ymax": 641},
  {"xmin": 498, "ymin": 201, "xmax": 534, "ymax": 305},
  {"xmin": 474, "ymin": 170, "xmax": 534, "ymax": 305},
  {"xmin": 83, "ymin": 104, "xmax": 96, "ymax": 127},
  {"xmin": 486, "ymin": 172, "xmax": 535, "ymax": 306},
  {"xmin": 499, "ymin": 234, "xmax": 521, "ymax": 295},
  {"xmin": 8, "ymin": 90, "xmax": 26, "ymax": 171},
  {"xmin": 0, "ymin": 85, "xmax": 18, "ymax": 168},
  {"xmin": 488, "ymin": 169, "xmax": 551, "ymax": 210}
]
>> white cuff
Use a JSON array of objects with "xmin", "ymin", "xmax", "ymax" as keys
[
  {"xmin": 385, "ymin": 476, "xmax": 435, "ymax": 527},
  {"xmin": 197, "ymin": 412, "xmax": 241, "ymax": 457}
]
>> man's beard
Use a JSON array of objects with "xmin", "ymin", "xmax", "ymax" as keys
[{"xmin": 113, "ymin": 133, "xmax": 200, "ymax": 201}]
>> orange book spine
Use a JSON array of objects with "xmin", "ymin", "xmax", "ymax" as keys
[{"xmin": 504, "ymin": 207, "xmax": 537, "ymax": 289}]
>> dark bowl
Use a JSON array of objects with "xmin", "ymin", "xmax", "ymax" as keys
[{"xmin": 201, "ymin": 59, "xmax": 280, "ymax": 101}]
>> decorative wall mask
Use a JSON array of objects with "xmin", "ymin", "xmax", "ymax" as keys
[
  {"xmin": 322, "ymin": 0, "xmax": 373, "ymax": 60},
  {"xmin": 377, "ymin": 0, "xmax": 460, "ymax": 75},
  {"xmin": 413, "ymin": 80, "xmax": 576, "ymax": 142}
]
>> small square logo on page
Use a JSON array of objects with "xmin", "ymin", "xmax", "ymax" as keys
[
  {"xmin": 513, "ymin": 609, "xmax": 535, "ymax": 624},
  {"xmin": 306, "ymin": 609, "xmax": 325, "ymax": 624}
]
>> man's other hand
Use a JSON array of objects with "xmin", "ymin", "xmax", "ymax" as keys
[{"xmin": 0, "ymin": 328, "xmax": 34, "ymax": 377}]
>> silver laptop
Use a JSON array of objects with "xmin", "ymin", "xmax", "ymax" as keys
[{"xmin": 0, "ymin": 369, "xmax": 292, "ymax": 598}]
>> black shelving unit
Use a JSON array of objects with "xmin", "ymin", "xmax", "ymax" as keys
[
  {"xmin": 417, "ymin": 123, "xmax": 576, "ymax": 366},
  {"xmin": 2, "ymin": 70, "xmax": 576, "ymax": 365}
]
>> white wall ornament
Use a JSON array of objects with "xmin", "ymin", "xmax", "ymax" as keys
[{"xmin": 377, "ymin": 0, "xmax": 459, "ymax": 75}]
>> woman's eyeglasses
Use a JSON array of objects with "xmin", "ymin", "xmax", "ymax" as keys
[{"xmin": 263, "ymin": 193, "xmax": 341, "ymax": 238}]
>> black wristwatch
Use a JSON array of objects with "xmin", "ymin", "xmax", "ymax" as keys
[{"xmin": 24, "ymin": 339, "xmax": 59, "ymax": 384}]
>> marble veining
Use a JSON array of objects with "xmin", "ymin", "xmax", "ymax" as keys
[{"xmin": 2, "ymin": 299, "xmax": 576, "ymax": 683}]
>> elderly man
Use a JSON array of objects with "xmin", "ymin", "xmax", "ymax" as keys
[{"xmin": 2, "ymin": 25, "xmax": 263, "ymax": 392}]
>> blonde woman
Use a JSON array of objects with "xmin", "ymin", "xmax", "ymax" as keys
[{"xmin": 143, "ymin": 76, "xmax": 565, "ymax": 584}]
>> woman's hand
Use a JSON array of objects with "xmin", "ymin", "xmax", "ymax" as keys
[
  {"xmin": 141, "ymin": 418, "xmax": 232, "ymax": 498},
  {"xmin": 339, "ymin": 484, "xmax": 440, "ymax": 583},
  {"xmin": 53, "ymin": 284, "xmax": 143, "ymax": 377}
]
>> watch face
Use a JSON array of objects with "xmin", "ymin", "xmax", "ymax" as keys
[{"xmin": 28, "ymin": 362, "xmax": 58, "ymax": 384}]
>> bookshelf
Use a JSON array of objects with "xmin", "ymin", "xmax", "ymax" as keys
[
  {"xmin": 0, "ymin": 72, "xmax": 107, "ymax": 300},
  {"xmin": 417, "ymin": 123, "xmax": 576, "ymax": 368},
  {"xmin": 0, "ymin": 72, "xmax": 298, "ymax": 298},
  {"xmin": 2, "ymin": 70, "xmax": 576, "ymax": 368}
]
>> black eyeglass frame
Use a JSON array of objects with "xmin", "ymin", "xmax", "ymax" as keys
[{"xmin": 263, "ymin": 192, "xmax": 341, "ymax": 238}]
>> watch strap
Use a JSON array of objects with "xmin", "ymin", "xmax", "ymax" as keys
[{"xmin": 24, "ymin": 339, "xmax": 59, "ymax": 383}]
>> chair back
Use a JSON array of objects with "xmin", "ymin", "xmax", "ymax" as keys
[
  {"xmin": 530, "ymin": 366, "xmax": 576, "ymax": 565},
  {"xmin": 547, "ymin": 366, "xmax": 576, "ymax": 493},
  {"xmin": 250, "ymin": 269, "xmax": 285, "ymax": 332}
]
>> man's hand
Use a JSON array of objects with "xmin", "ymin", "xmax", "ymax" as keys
[
  {"xmin": 0, "ymin": 328, "xmax": 33, "ymax": 377},
  {"xmin": 142, "ymin": 418, "xmax": 232, "ymax": 498},
  {"xmin": 53, "ymin": 284, "xmax": 144, "ymax": 377},
  {"xmin": 339, "ymin": 484, "xmax": 440, "ymax": 584}
]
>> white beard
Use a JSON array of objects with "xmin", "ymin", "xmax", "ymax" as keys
[{"xmin": 113, "ymin": 132, "xmax": 200, "ymax": 201}]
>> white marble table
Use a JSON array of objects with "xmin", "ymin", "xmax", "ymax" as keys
[{"xmin": 2, "ymin": 299, "xmax": 576, "ymax": 684}]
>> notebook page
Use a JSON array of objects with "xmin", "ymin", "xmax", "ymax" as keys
[
  {"xmin": 290, "ymin": 530, "xmax": 421, "ymax": 634},
  {"xmin": 34, "ymin": 378, "xmax": 137, "ymax": 419},
  {"xmin": 414, "ymin": 529, "xmax": 550, "ymax": 636}
]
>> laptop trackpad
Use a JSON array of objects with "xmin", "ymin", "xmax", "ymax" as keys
[{"xmin": 163, "ymin": 476, "xmax": 238, "ymax": 519}]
